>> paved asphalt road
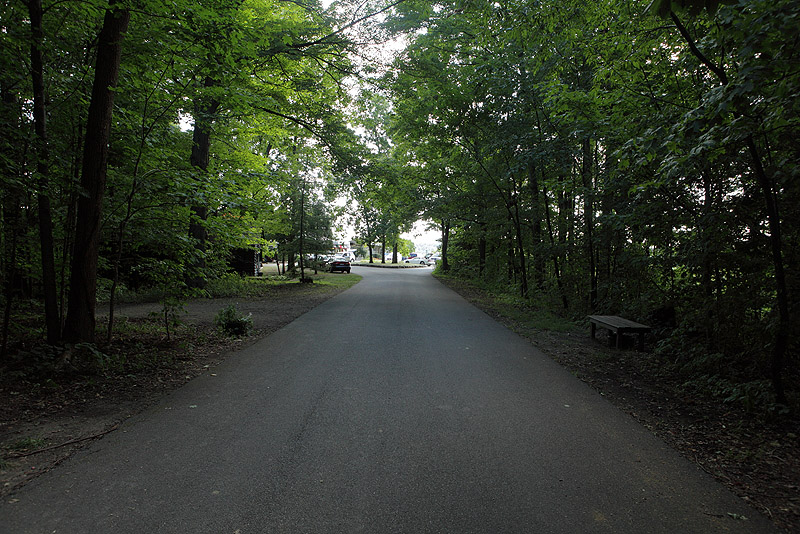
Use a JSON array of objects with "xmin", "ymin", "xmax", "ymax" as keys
[{"xmin": 1, "ymin": 267, "xmax": 776, "ymax": 533}]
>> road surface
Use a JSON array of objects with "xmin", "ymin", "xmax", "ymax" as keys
[{"xmin": 1, "ymin": 267, "xmax": 776, "ymax": 533}]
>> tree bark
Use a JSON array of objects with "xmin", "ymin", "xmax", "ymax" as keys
[
  {"xmin": 440, "ymin": 220, "xmax": 450, "ymax": 272},
  {"xmin": 63, "ymin": 5, "xmax": 130, "ymax": 343},
  {"xmin": 511, "ymin": 197, "xmax": 529, "ymax": 298},
  {"xmin": 746, "ymin": 136, "xmax": 789, "ymax": 404},
  {"xmin": 478, "ymin": 229, "xmax": 486, "ymax": 277},
  {"xmin": 187, "ymin": 78, "xmax": 220, "ymax": 290},
  {"xmin": 1, "ymin": 80, "xmax": 22, "ymax": 357},
  {"xmin": 581, "ymin": 137, "xmax": 597, "ymax": 311},
  {"xmin": 542, "ymin": 182, "xmax": 569, "ymax": 310},
  {"xmin": 527, "ymin": 164, "xmax": 545, "ymax": 290},
  {"xmin": 28, "ymin": 0, "xmax": 60, "ymax": 344}
]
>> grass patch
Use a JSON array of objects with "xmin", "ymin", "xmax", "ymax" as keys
[
  {"xmin": 205, "ymin": 273, "xmax": 303, "ymax": 298},
  {"xmin": 5, "ymin": 437, "xmax": 47, "ymax": 453},
  {"xmin": 313, "ymin": 272, "xmax": 361, "ymax": 290},
  {"xmin": 434, "ymin": 272, "xmax": 578, "ymax": 334}
]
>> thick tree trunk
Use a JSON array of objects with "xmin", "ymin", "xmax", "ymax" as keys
[
  {"xmin": 63, "ymin": 5, "xmax": 130, "ymax": 343},
  {"xmin": 381, "ymin": 235, "xmax": 386, "ymax": 264},
  {"xmin": 28, "ymin": 0, "xmax": 60, "ymax": 344}
]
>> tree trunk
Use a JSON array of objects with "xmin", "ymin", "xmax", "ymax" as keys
[
  {"xmin": 512, "ymin": 198, "xmax": 529, "ymax": 298},
  {"xmin": 187, "ymin": 79, "xmax": 220, "ymax": 290},
  {"xmin": 670, "ymin": 10, "xmax": 790, "ymax": 404},
  {"xmin": 1, "ymin": 80, "xmax": 22, "ymax": 357},
  {"xmin": 62, "ymin": 5, "xmax": 130, "ymax": 343},
  {"xmin": 478, "ymin": 229, "xmax": 486, "ymax": 277},
  {"xmin": 1, "ymin": 189, "xmax": 22, "ymax": 359},
  {"xmin": 581, "ymin": 137, "xmax": 597, "ymax": 311},
  {"xmin": 28, "ymin": 0, "xmax": 60, "ymax": 344},
  {"xmin": 527, "ymin": 164, "xmax": 545, "ymax": 290},
  {"xmin": 61, "ymin": 124, "xmax": 81, "ymax": 329},
  {"xmin": 440, "ymin": 220, "xmax": 450, "ymax": 272},
  {"xmin": 747, "ymin": 136, "xmax": 789, "ymax": 405},
  {"xmin": 381, "ymin": 234, "xmax": 386, "ymax": 264},
  {"xmin": 543, "ymin": 182, "xmax": 569, "ymax": 310},
  {"xmin": 299, "ymin": 180, "xmax": 306, "ymax": 281}
]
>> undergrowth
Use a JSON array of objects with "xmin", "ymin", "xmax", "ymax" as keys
[{"xmin": 434, "ymin": 270, "xmax": 797, "ymax": 417}]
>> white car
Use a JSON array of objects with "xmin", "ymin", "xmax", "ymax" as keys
[{"xmin": 403, "ymin": 256, "xmax": 427, "ymax": 265}]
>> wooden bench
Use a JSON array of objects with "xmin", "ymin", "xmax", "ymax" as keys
[{"xmin": 588, "ymin": 315, "xmax": 651, "ymax": 351}]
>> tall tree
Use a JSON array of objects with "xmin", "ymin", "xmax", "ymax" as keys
[
  {"xmin": 27, "ymin": 0, "xmax": 59, "ymax": 343},
  {"xmin": 63, "ymin": 4, "xmax": 130, "ymax": 343}
]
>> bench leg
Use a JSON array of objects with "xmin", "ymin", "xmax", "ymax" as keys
[
  {"xmin": 590, "ymin": 323, "xmax": 596, "ymax": 340},
  {"xmin": 608, "ymin": 331, "xmax": 617, "ymax": 348},
  {"xmin": 637, "ymin": 333, "xmax": 645, "ymax": 352}
]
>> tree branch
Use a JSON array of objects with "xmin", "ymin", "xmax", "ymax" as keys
[
  {"xmin": 290, "ymin": 0, "xmax": 406, "ymax": 49},
  {"xmin": 669, "ymin": 10, "xmax": 728, "ymax": 85}
]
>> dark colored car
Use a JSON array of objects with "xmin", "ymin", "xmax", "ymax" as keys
[{"xmin": 328, "ymin": 257, "xmax": 351, "ymax": 274}]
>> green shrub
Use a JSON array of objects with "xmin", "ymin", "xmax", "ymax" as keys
[{"xmin": 214, "ymin": 304, "xmax": 253, "ymax": 336}]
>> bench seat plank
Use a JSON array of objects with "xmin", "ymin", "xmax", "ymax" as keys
[{"xmin": 588, "ymin": 315, "xmax": 650, "ymax": 350}]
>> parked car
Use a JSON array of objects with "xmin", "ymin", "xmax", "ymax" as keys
[
  {"xmin": 336, "ymin": 251, "xmax": 356, "ymax": 263},
  {"xmin": 404, "ymin": 256, "xmax": 427, "ymax": 265},
  {"xmin": 327, "ymin": 257, "xmax": 351, "ymax": 273},
  {"xmin": 426, "ymin": 255, "xmax": 440, "ymax": 265}
]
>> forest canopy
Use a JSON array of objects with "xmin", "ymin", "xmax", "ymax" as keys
[{"xmin": 1, "ymin": 0, "xmax": 797, "ymax": 406}]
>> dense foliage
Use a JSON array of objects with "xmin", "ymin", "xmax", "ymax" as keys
[
  {"xmin": 0, "ymin": 0, "xmax": 363, "ymax": 349},
  {"xmin": 1, "ymin": 0, "xmax": 797, "ymax": 408},
  {"xmin": 383, "ymin": 0, "xmax": 798, "ymax": 408}
]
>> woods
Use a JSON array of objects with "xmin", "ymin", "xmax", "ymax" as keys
[
  {"xmin": 382, "ymin": 0, "xmax": 798, "ymax": 409},
  {"xmin": 0, "ymin": 0, "xmax": 797, "ymax": 412},
  {"xmin": 0, "ymin": 0, "xmax": 360, "ymax": 349}
]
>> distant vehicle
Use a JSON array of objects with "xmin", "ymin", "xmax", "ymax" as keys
[
  {"xmin": 327, "ymin": 257, "xmax": 351, "ymax": 273},
  {"xmin": 337, "ymin": 251, "xmax": 356, "ymax": 263},
  {"xmin": 404, "ymin": 256, "xmax": 427, "ymax": 265},
  {"xmin": 426, "ymin": 255, "xmax": 440, "ymax": 265}
]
